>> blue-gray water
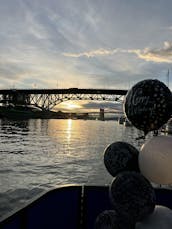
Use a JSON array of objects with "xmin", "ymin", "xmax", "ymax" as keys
[{"xmin": 0, "ymin": 118, "xmax": 152, "ymax": 220}]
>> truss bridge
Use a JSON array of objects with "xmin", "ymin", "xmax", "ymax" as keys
[{"xmin": 0, "ymin": 88, "xmax": 128, "ymax": 110}]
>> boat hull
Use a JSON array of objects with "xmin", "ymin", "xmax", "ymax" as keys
[{"xmin": 0, "ymin": 185, "xmax": 172, "ymax": 229}]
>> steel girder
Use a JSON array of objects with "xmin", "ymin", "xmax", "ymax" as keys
[
  {"xmin": 0, "ymin": 89, "xmax": 128, "ymax": 110},
  {"xmin": 29, "ymin": 93, "xmax": 125, "ymax": 110}
]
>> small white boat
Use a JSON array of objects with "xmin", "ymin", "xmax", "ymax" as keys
[
  {"xmin": 118, "ymin": 116, "xmax": 125, "ymax": 124},
  {"xmin": 165, "ymin": 118, "xmax": 172, "ymax": 134},
  {"xmin": 124, "ymin": 118, "xmax": 132, "ymax": 127}
]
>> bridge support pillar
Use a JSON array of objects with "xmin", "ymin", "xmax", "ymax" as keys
[{"xmin": 99, "ymin": 108, "xmax": 104, "ymax": 121}]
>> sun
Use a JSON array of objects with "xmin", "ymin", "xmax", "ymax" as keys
[
  {"xmin": 57, "ymin": 101, "xmax": 82, "ymax": 111},
  {"xmin": 66, "ymin": 102, "xmax": 81, "ymax": 110}
]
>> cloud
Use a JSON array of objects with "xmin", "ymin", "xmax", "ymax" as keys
[
  {"xmin": 135, "ymin": 41, "xmax": 172, "ymax": 63},
  {"xmin": 0, "ymin": 1, "xmax": 171, "ymax": 90},
  {"xmin": 56, "ymin": 100, "xmax": 123, "ymax": 113},
  {"xmin": 81, "ymin": 101, "xmax": 122, "ymax": 110},
  {"xmin": 63, "ymin": 41, "xmax": 172, "ymax": 63},
  {"xmin": 63, "ymin": 48, "xmax": 119, "ymax": 58}
]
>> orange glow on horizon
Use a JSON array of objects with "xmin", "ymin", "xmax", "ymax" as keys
[{"xmin": 56, "ymin": 101, "xmax": 82, "ymax": 112}]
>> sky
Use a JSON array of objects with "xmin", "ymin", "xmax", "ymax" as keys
[{"xmin": 0, "ymin": 0, "xmax": 172, "ymax": 111}]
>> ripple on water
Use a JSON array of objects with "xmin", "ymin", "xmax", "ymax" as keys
[
  {"xmin": 0, "ymin": 119, "xmax": 156, "ymax": 220},
  {"xmin": 0, "ymin": 187, "xmax": 45, "ymax": 220}
]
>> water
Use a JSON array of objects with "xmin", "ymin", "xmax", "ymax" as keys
[{"xmin": 0, "ymin": 118, "xmax": 151, "ymax": 220}]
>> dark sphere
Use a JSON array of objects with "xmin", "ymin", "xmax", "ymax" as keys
[
  {"xmin": 94, "ymin": 210, "xmax": 135, "ymax": 229},
  {"xmin": 104, "ymin": 141, "xmax": 140, "ymax": 177},
  {"xmin": 110, "ymin": 171, "xmax": 156, "ymax": 222},
  {"xmin": 124, "ymin": 79, "xmax": 172, "ymax": 133}
]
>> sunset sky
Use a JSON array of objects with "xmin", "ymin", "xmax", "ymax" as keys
[{"xmin": 0, "ymin": 0, "xmax": 172, "ymax": 111}]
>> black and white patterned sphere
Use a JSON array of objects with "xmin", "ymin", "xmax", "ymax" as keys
[
  {"xmin": 124, "ymin": 79, "xmax": 172, "ymax": 133},
  {"xmin": 104, "ymin": 141, "xmax": 140, "ymax": 177},
  {"xmin": 110, "ymin": 171, "xmax": 156, "ymax": 222},
  {"xmin": 95, "ymin": 210, "xmax": 135, "ymax": 229}
]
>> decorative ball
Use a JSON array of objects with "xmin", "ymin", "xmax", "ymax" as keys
[
  {"xmin": 104, "ymin": 141, "xmax": 140, "ymax": 177},
  {"xmin": 139, "ymin": 135, "xmax": 172, "ymax": 184},
  {"xmin": 136, "ymin": 205, "xmax": 172, "ymax": 229},
  {"xmin": 94, "ymin": 210, "xmax": 134, "ymax": 229},
  {"xmin": 110, "ymin": 171, "xmax": 156, "ymax": 222},
  {"xmin": 124, "ymin": 79, "xmax": 172, "ymax": 134}
]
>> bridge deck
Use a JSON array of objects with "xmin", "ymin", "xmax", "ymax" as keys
[
  {"xmin": 0, "ymin": 88, "xmax": 128, "ymax": 110},
  {"xmin": 0, "ymin": 88, "xmax": 128, "ymax": 95}
]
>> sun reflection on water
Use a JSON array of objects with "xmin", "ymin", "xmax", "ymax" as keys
[
  {"xmin": 67, "ymin": 119, "xmax": 72, "ymax": 142},
  {"xmin": 47, "ymin": 119, "xmax": 82, "ymax": 157}
]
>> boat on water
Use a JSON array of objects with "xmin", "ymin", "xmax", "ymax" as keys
[
  {"xmin": 118, "ymin": 116, "xmax": 125, "ymax": 124},
  {"xmin": 161, "ymin": 118, "xmax": 172, "ymax": 135},
  {"xmin": 123, "ymin": 118, "xmax": 132, "ymax": 127},
  {"xmin": 0, "ymin": 185, "xmax": 172, "ymax": 229},
  {"xmin": 165, "ymin": 118, "xmax": 172, "ymax": 134},
  {"xmin": 118, "ymin": 116, "xmax": 132, "ymax": 126}
]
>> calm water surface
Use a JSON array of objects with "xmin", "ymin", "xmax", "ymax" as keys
[{"xmin": 0, "ymin": 118, "xmax": 152, "ymax": 219}]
